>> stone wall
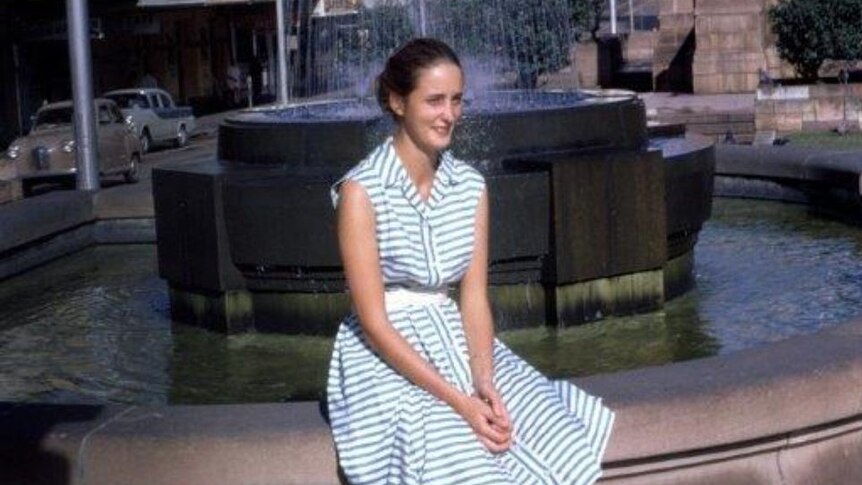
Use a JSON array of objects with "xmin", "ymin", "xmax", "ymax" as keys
[
  {"xmin": 692, "ymin": 0, "xmax": 768, "ymax": 93},
  {"xmin": 654, "ymin": 0, "xmax": 695, "ymax": 91},
  {"xmin": 756, "ymin": 84, "xmax": 862, "ymax": 135},
  {"xmin": 652, "ymin": 0, "xmax": 796, "ymax": 94}
]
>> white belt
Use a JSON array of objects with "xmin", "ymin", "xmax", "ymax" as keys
[{"xmin": 384, "ymin": 287, "xmax": 450, "ymax": 310}]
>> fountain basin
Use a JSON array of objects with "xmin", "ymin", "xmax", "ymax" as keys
[
  {"xmin": 3, "ymin": 317, "xmax": 861, "ymax": 484},
  {"xmin": 154, "ymin": 92, "xmax": 716, "ymax": 333}
]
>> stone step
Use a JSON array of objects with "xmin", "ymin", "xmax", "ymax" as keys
[{"xmin": 658, "ymin": 112, "xmax": 755, "ymax": 124}]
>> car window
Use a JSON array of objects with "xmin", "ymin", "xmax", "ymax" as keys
[
  {"xmin": 149, "ymin": 94, "xmax": 161, "ymax": 108},
  {"xmin": 35, "ymin": 107, "xmax": 73, "ymax": 128},
  {"xmin": 110, "ymin": 104, "xmax": 124, "ymax": 123},
  {"xmin": 98, "ymin": 106, "xmax": 112, "ymax": 124},
  {"xmin": 158, "ymin": 93, "xmax": 172, "ymax": 108},
  {"xmin": 106, "ymin": 93, "xmax": 149, "ymax": 109}
]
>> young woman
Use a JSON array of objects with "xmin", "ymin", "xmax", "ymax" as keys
[{"xmin": 328, "ymin": 38, "xmax": 614, "ymax": 484}]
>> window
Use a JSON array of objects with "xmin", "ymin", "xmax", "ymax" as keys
[
  {"xmin": 158, "ymin": 93, "xmax": 172, "ymax": 108},
  {"xmin": 98, "ymin": 106, "xmax": 112, "ymax": 124},
  {"xmin": 148, "ymin": 94, "xmax": 160, "ymax": 108},
  {"xmin": 110, "ymin": 104, "xmax": 124, "ymax": 123},
  {"xmin": 105, "ymin": 93, "xmax": 149, "ymax": 109}
]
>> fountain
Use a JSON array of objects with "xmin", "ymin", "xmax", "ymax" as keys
[{"xmin": 152, "ymin": 0, "xmax": 714, "ymax": 335}]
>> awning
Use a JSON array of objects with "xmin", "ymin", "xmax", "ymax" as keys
[{"xmin": 138, "ymin": 0, "xmax": 274, "ymax": 7}]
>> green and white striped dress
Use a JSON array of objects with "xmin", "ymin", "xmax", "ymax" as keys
[{"xmin": 328, "ymin": 138, "xmax": 614, "ymax": 484}]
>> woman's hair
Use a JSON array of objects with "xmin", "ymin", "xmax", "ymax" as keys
[{"xmin": 376, "ymin": 38, "xmax": 462, "ymax": 117}]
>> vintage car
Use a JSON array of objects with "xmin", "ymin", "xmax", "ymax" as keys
[
  {"xmin": 1, "ymin": 99, "xmax": 142, "ymax": 194},
  {"xmin": 103, "ymin": 88, "xmax": 196, "ymax": 153}
]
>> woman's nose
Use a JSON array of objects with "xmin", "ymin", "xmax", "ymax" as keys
[{"xmin": 441, "ymin": 102, "xmax": 458, "ymax": 122}]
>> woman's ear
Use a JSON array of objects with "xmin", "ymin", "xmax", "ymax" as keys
[{"xmin": 389, "ymin": 92, "xmax": 405, "ymax": 117}]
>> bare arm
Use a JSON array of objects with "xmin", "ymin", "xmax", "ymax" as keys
[
  {"xmin": 459, "ymin": 189, "xmax": 495, "ymax": 386},
  {"xmin": 460, "ymin": 189, "xmax": 512, "ymax": 438},
  {"xmin": 338, "ymin": 180, "xmax": 509, "ymax": 450}
]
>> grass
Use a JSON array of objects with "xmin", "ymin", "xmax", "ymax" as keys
[{"xmin": 785, "ymin": 131, "xmax": 862, "ymax": 149}]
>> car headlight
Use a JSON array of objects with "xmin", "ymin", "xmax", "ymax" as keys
[
  {"xmin": 62, "ymin": 140, "xmax": 76, "ymax": 153},
  {"xmin": 6, "ymin": 145, "xmax": 20, "ymax": 159}
]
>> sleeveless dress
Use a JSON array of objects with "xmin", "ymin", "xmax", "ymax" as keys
[{"xmin": 328, "ymin": 138, "xmax": 615, "ymax": 485}]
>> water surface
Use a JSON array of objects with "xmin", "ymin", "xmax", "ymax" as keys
[{"xmin": 2, "ymin": 198, "xmax": 862, "ymax": 404}]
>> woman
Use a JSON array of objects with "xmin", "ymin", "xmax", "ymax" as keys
[{"xmin": 328, "ymin": 38, "xmax": 614, "ymax": 484}]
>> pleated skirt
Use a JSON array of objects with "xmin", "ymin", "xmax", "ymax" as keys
[{"xmin": 327, "ymin": 300, "xmax": 615, "ymax": 485}]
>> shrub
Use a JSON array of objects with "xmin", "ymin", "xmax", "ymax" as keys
[{"xmin": 769, "ymin": 0, "xmax": 862, "ymax": 81}]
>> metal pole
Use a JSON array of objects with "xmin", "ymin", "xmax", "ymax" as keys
[
  {"xmin": 610, "ymin": 0, "xmax": 617, "ymax": 34},
  {"xmin": 12, "ymin": 44, "xmax": 23, "ymax": 136},
  {"xmin": 276, "ymin": 0, "xmax": 289, "ymax": 104},
  {"xmin": 66, "ymin": 0, "xmax": 99, "ymax": 192},
  {"xmin": 418, "ymin": 0, "xmax": 427, "ymax": 37},
  {"xmin": 628, "ymin": 0, "xmax": 634, "ymax": 32}
]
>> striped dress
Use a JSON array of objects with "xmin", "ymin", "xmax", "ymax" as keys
[{"xmin": 328, "ymin": 138, "xmax": 614, "ymax": 484}]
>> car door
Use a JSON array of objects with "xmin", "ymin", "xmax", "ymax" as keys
[
  {"xmin": 148, "ymin": 93, "xmax": 167, "ymax": 141},
  {"xmin": 96, "ymin": 103, "xmax": 123, "ymax": 172},
  {"xmin": 151, "ymin": 93, "xmax": 174, "ymax": 141}
]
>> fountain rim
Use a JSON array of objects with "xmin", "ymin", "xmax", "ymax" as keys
[{"xmin": 222, "ymin": 89, "xmax": 641, "ymax": 126}]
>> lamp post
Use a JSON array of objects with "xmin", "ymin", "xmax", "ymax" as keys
[
  {"xmin": 66, "ymin": 0, "xmax": 99, "ymax": 192},
  {"xmin": 276, "ymin": 0, "xmax": 290, "ymax": 105}
]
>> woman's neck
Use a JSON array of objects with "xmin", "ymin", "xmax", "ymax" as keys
[
  {"xmin": 392, "ymin": 129, "xmax": 440, "ymax": 202},
  {"xmin": 392, "ymin": 129, "xmax": 438, "ymax": 182}
]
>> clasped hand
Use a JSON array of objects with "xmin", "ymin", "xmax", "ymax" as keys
[{"xmin": 458, "ymin": 381, "xmax": 512, "ymax": 453}]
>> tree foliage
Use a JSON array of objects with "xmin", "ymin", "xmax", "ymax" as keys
[
  {"xmin": 769, "ymin": 0, "xmax": 862, "ymax": 81},
  {"xmin": 569, "ymin": 0, "xmax": 606, "ymax": 42}
]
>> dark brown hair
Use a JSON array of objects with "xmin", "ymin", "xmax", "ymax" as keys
[{"xmin": 376, "ymin": 38, "xmax": 462, "ymax": 117}]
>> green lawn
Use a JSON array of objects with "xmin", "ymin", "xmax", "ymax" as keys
[{"xmin": 785, "ymin": 131, "xmax": 862, "ymax": 149}]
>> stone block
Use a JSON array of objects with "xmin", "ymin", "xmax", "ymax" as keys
[
  {"xmin": 575, "ymin": 42, "xmax": 599, "ymax": 88},
  {"xmin": 814, "ymin": 98, "xmax": 846, "ymax": 122},
  {"xmin": 693, "ymin": 72, "xmax": 759, "ymax": 94},
  {"xmin": 810, "ymin": 83, "xmax": 845, "ymax": 98},
  {"xmin": 659, "ymin": 0, "xmax": 694, "ymax": 15},
  {"xmin": 659, "ymin": 13, "xmax": 695, "ymax": 30},
  {"xmin": 696, "ymin": 0, "xmax": 765, "ymax": 15},
  {"xmin": 775, "ymin": 114, "xmax": 803, "ymax": 132},
  {"xmin": 697, "ymin": 13, "xmax": 764, "ymax": 35},
  {"xmin": 698, "ymin": 32, "xmax": 763, "ymax": 52}
]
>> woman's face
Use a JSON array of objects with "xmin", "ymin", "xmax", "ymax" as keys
[{"xmin": 390, "ymin": 61, "xmax": 464, "ymax": 155}]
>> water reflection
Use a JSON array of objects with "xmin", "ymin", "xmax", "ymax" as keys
[{"xmin": 1, "ymin": 198, "xmax": 862, "ymax": 404}]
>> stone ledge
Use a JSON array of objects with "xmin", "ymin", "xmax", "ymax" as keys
[{"xmin": 4, "ymin": 318, "xmax": 862, "ymax": 484}]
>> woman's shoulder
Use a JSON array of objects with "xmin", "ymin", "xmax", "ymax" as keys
[
  {"xmin": 330, "ymin": 142, "xmax": 393, "ymax": 207},
  {"xmin": 443, "ymin": 152, "xmax": 486, "ymax": 189}
]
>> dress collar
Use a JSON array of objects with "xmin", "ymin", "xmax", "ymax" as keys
[{"xmin": 380, "ymin": 137, "xmax": 459, "ymax": 215}]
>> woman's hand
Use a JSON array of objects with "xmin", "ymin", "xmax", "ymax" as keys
[
  {"xmin": 474, "ymin": 378, "xmax": 512, "ymax": 437},
  {"xmin": 456, "ymin": 393, "xmax": 513, "ymax": 454}
]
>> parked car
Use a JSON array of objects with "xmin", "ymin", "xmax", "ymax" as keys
[
  {"xmin": 103, "ymin": 88, "xmax": 196, "ymax": 153},
  {"xmin": 1, "ymin": 99, "xmax": 142, "ymax": 195}
]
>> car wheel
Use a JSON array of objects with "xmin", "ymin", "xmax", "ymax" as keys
[
  {"xmin": 176, "ymin": 126, "xmax": 188, "ymax": 148},
  {"xmin": 124, "ymin": 154, "xmax": 140, "ymax": 184},
  {"xmin": 140, "ymin": 129, "xmax": 152, "ymax": 154}
]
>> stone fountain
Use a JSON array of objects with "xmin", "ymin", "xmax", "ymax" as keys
[{"xmin": 152, "ymin": 1, "xmax": 714, "ymax": 334}]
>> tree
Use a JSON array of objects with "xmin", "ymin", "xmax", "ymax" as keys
[
  {"xmin": 769, "ymin": 0, "xmax": 862, "ymax": 81},
  {"xmin": 570, "ymin": 0, "xmax": 606, "ymax": 42}
]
